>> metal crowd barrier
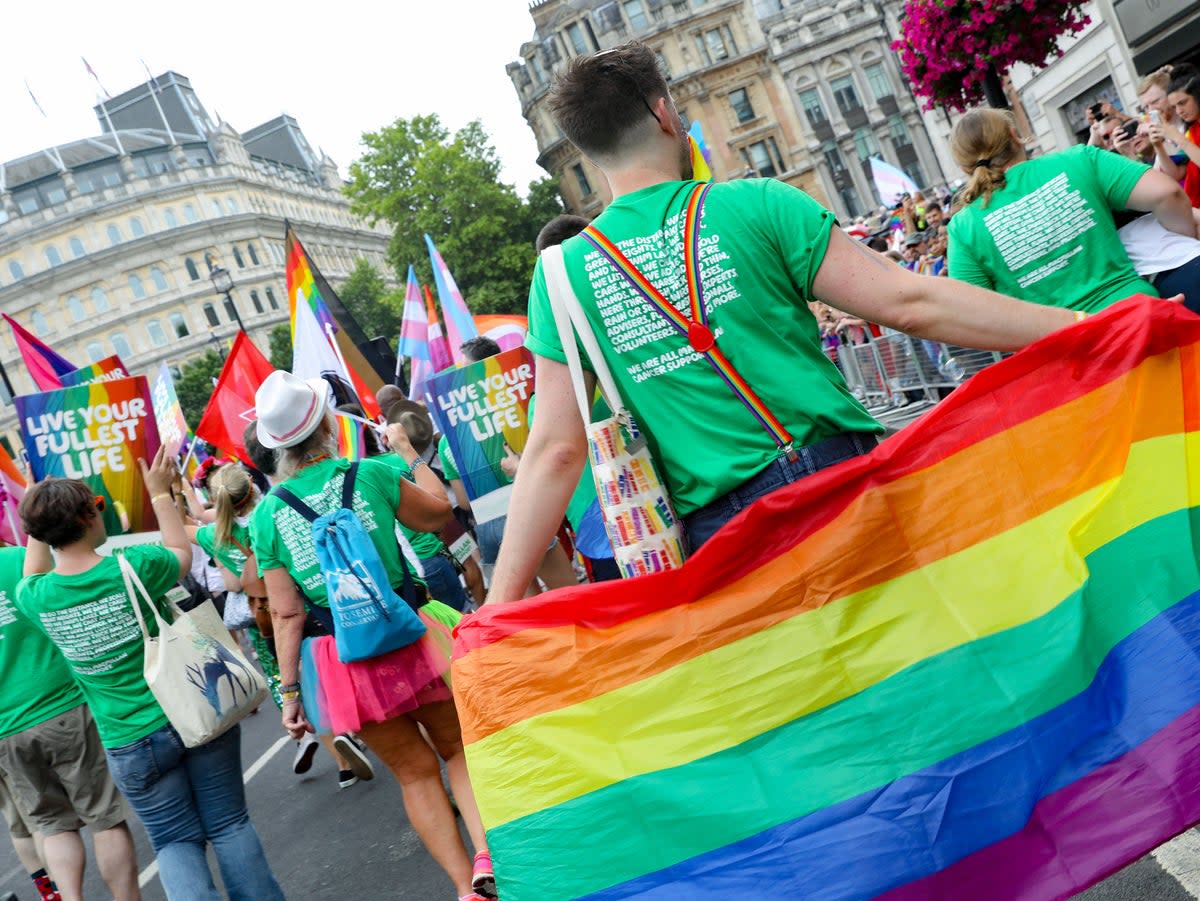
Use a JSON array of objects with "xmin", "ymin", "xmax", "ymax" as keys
[{"xmin": 825, "ymin": 330, "xmax": 1005, "ymax": 420}]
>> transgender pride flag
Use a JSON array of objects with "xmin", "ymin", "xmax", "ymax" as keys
[
  {"xmin": 425, "ymin": 235, "xmax": 478, "ymax": 365},
  {"xmin": 870, "ymin": 156, "xmax": 920, "ymax": 206},
  {"xmin": 398, "ymin": 267, "xmax": 435, "ymax": 402}
]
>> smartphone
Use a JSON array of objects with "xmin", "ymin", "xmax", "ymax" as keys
[
  {"xmin": 1120, "ymin": 119, "xmax": 1140, "ymax": 139},
  {"xmin": 1089, "ymin": 102, "xmax": 1103, "ymax": 117},
  {"xmin": 1150, "ymin": 109, "xmax": 1163, "ymax": 126}
]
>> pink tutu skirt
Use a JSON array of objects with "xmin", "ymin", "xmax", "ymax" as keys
[{"xmin": 300, "ymin": 601, "xmax": 459, "ymax": 734}]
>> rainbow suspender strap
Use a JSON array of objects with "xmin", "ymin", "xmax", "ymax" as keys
[{"xmin": 581, "ymin": 183, "xmax": 797, "ymax": 460}]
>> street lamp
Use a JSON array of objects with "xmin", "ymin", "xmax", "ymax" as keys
[{"xmin": 208, "ymin": 264, "xmax": 246, "ymax": 333}]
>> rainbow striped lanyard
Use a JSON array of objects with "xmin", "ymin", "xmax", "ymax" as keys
[{"xmin": 581, "ymin": 183, "xmax": 797, "ymax": 461}]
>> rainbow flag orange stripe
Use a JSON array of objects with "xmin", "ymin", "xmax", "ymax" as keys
[{"xmin": 453, "ymin": 298, "xmax": 1200, "ymax": 900}]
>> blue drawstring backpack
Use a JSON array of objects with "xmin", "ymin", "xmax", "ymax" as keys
[{"xmin": 273, "ymin": 462, "xmax": 426, "ymax": 662}]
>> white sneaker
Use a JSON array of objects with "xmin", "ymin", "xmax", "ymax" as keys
[{"xmin": 292, "ymin": 733, "xmax": 320, "ymax": 775}]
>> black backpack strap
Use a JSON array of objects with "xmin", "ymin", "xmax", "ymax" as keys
[{"xmin": 272, "ymin": 485, "xmax": 320, "ymax": 523}]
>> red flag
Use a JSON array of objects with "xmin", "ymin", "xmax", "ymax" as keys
[
  {"xmin": 195, "ymin": 333, "xmax": 275, "ymax": 465},
  {"xmin": 2, "ymin": 314, "xmax": 77, "ymax": 391}
]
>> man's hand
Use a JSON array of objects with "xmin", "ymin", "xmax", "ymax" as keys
[
  {"xmin": 383, "ymin": 422, "xmax": 416, "ymax": 459},
  {"xmin": 500, "ymin": 443, "xmax": 521, "ymax": 479},
  {"xmin": 282, "ymin": 697, "xmax": 314, "ymax": 739}
]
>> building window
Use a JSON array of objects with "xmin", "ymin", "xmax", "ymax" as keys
[
  {"xmin": 250, "ymin": 290, "xmax": 264, "ymax": 314},
  {"xmin": 233, "ymin": 246, "xmax": 245, "ymax": 268},
  {"xmin": 183, "ymin": 203, "xmax": 198, "ymax": 223},
  {"xmin": 203, "ymin": 302, "xmax": 220, "ymax": 328},
  {"xmin": 623, "ymin": 0, "xmax": 648, "ymax": 31},
  {"xmin": 853, "ymin": 128, "xmax": 880, "ymax": 160},
  {"xmin": 226, "ymin": 197, "xmax": 239, "ymax": 214},
  {"xmin": 223, "ymin": 296, "xmax": 239, "ymax": 323},
  {"xmin": 185, "ymin": 258, "xmax": 200, "ymax": 281},
  {"xmin": 68, "ymin": 295, "xmax": 86, "ymax": 322},
  {"xmin": 742, "ymin": 138, "xmax": 783, "ymax": 178},
  {"xmin": 86, "ymin": 341, "xmax": 106, "ymax": 363},
  {"xmin": 44, "ymin": 246, "xmax": 62, "ymax": 268},
  {"xmin": 128, "ymin": 274, "xmax": 146, "ymax": 299},
  {"xmin": 566, "ymin": 21, "xmax": 589, "ymax": 54},
  {"xmin": 7, "ymin": 261, "xmax": 23, "ymax": 281},
  {"xmin": 150, "ymin": 267, "xmax": 168, "ymax": 291},
  {"xmin": 129, "ymin": 217, "xmax": 146, "ymax": 237},
  {"xmin": 247, "ymin": 243, "xmax": 260, "ymax": 265},
  {"xmin": 265, "ymin": 287, "xmax": 279, "ymax": 310},
  {"xmin": 704, "ymin": 26, "xmax": 734, "ymax": 61},
  {"xmin": 729, "ymin": 88, "xmax": 755, "ymax": 124},
  {"xmin": 106, "ymin": 224, "xmax": 122, "ymax": 246},
  {"xmin": 164, "ymin": 208, "xmax": 178, "ymax": 228},
  {"xmin": 211, "ymin": 199, "xmax": 223, "ymax": 216},
  {"xmin": 69, "ymin": 236, "xmax": 85, "ymax": 258},
  {"xmin": 147, "ymin": 320, "xmax": 168, "ymax": 347},
  {"xmin": 831, "ymin": 75, "xmax": 861, "ymax": 114},
  {"xmin": 889, "ymin": 114, "xmax": 911, "ymax": 146},
  {"xmin": 799, "ymin": 88, "xmax": 826, "ymax": 125},
  {"xmin": 865, "ymin": 63, "xmax": 892, "ymax": 101},
  {"xmin": 31, "ymin": 311, "xmax": 50, "ymax": 336},
  {"xmin": 90, "ymin": 287, "xmax": 110, "ymax": 312},
  {"xmin": 169, "ymin": 312, "xmax": 189, "ymax": 338},
  {"xmin": 572, "ymin": 163, "xmax": 594, "ymax": 197},
  {"xmin": 111, "ymin": 333, "xmax": 133, "ymax": 360}
]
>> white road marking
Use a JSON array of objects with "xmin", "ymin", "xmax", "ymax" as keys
[
  {"xmin": 1153, "ymin": 829, "xmax": 1200, "ymax": 898},
  {"xmin": 137, "ymin": 733, "xmax": 292, "ymax": 889}
]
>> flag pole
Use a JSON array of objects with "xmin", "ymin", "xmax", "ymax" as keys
[
  {"xmin": 333, "ymin": 408, "xmax": 385, "ymax": 436},
  {"xmin": 140, "ymin": 60, "xmax": 175, "ymax": 144}
]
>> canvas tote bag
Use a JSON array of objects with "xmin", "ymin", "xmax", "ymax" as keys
[
  {"xmin": 542, "ymin": 244, "xmax": 687, "ymax": 578},
  {"xmin": 121, "ymin": 554, "xmax": 268, "ymax": 748}
]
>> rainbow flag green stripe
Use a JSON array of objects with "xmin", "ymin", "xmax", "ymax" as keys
[{"xmin": 454, "ymin": 299, "xmax": 1200, "ymax": 901}]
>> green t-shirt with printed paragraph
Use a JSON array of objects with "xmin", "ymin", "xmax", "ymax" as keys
[
  {"xmin": 195, "ymin": 521, "xmax": 251, "ymax": 579},
  {"xmin": 253, "ymin": 457, "xmax": 422, "ymax": 605},
  {"xmin": 947, "ymin": 145, "xmax": 1158, "ymax": 312},
  {"xmin": 15, "ymin": 545, "xmax": 181, "ymax": 749},
  {"xmin": 0, "ymin": 548, "xmax": 82, "ymax": 740},
  {"xmin": 525, "ymin": 177, "xmax": 881, "ymax": 517}
]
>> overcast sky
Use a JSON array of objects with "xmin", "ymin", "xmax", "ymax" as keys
[{"xmin": 0, "ymin": 0, "xmax": 546, "ymax": 193}]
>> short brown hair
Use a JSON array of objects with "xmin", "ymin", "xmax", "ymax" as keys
[
  {"xmin": 20, "ymin": 479, "xmax": 99, "ymax": 548},
  {"xmin": 536, "ymin": 214, "xmax": 591, "ymax": 253},
  {"xmin": 549, "ymin": 42, "xmax": 669, "ymax": 160}
]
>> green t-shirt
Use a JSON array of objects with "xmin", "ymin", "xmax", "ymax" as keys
[
  {"xmin": 195, "ymin": 521, "xmax": 251, "ymax": 579},
  {"xmin": 253, "ymin": 457, "xmax": 420, "ymax": 605},
  {"xmin": 15, "ymin": 545, "xmax": 180, "ymax": 749},
  {"xmin": 438, "ymin": 435, "xmax": 459, "ymax": 482},
  {"xmin": 947, "ymin": 145, "xmax": 1157, "ymax": 312},
  {"xmin": 372, "ymin": 455, "xmax": 445, "ymax": 559},
  {"xmin": 0, "ymin": 548, "xmax": 82, "ymax": 739},
  {"xmin": 526, "ymin": 178, "xmax": 880, "ymax": 516}
]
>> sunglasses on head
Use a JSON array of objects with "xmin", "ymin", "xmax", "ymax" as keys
[{"xmin": 94, "ymin": 495, "xmax": 106, "ymax": 513}]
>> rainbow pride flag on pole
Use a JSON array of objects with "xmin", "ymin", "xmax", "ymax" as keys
[
  {"xmin": 454, "ymin": 298, "xmax": 1200, "ymax": 901},
  {"xmin": 425, "ymin": 234, "xmax": 478, "ymax": 365}
]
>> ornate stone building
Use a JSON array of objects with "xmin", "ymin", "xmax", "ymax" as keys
[
  {"xmin": 760, "ymin": 0, "xmax": 949, "ymax": 219},
  {"xmin": 0, "ymin": 71, "xmax": 392, "ymax": 440},
  {"xmin": 507, "ymin": 0, "xmax": 828, "ymax": 216}
]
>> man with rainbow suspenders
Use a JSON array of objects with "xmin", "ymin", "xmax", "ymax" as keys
[{"xmin": 485, "ymin": 41, "xmax": 1087, "ymax": 604}]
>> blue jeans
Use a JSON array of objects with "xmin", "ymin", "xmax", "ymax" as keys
[
  {"xmin": 104, "ymin": 724, "xmax": 284, "ymax": 901},
  {"xmin": 1154, "ymin": 256, "xmax": 1200, "ymax": 314},
  {"xmin": 421, "ymin": 552, "xmax": 470, "ymax": 612},
  {"xmin": 683, "ymin": 432, "xmax": 878, "ymax": 550}
]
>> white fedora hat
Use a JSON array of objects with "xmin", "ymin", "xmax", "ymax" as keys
[{"xmin": 255, "ymin": 371, "xmax": 332, "ymax": 449}]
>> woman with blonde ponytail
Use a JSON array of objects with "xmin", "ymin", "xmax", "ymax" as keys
[{"xmin": 947, "ymin": 107, "xmax": 1197, "ymax": 312}]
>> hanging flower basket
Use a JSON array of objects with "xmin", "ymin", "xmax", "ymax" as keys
[{"xmin": 892, "ymin": 0, "xmax": 1091, "ymax": 110}]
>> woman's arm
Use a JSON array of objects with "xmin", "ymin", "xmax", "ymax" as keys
[
  {"xmin": 23, "ymin": 539, "xmax": 53, "ymax": 578},
  {"xmin": 180, "ymin": 480, "xmax": 215, "ymax": 524},
  {"xmin": 1153, "ymin": 121, "xmax": 1200, "ymax": 168},
  {"xmin": 263, "ymin": 567, "xmax": 313, "ymax": 738},
  {"xmin": 216, "ymin": 562, "xmax": 241, "ymax": 593},
  {"xmin": 140, "ymin": 448, "xmax": 191, "ymax": 579}
]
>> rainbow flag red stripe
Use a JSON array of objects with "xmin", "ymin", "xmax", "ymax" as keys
[
  {"xmin": 582, "ymin": 187, "xmax": 794, "ymax": 451},
  {"xmin": 453, "ymin": 298, "xmax": 1200, "ymax": 900}
]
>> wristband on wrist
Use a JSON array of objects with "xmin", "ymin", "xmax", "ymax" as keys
[
  {"xmin": 150, "ymin": 492, "xmax": 173, "ymax": 504},
  {"xmin": 279, "ymin": 682, "xmax": 301, "ymax": 694}
]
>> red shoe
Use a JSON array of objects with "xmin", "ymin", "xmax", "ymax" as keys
[{"xmin": 472, "ymin": 850, "xmax": 496, "ymax": 899}]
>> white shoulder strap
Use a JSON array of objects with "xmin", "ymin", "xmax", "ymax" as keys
[
  {"xmin": 541, "ymin": 244, "xmax": 628, "ymax": 419},
  {"xmin": 119, "ymin": 553, "xmax": 168, "ymax": 643}
]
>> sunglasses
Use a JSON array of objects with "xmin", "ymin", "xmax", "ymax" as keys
[{"xmin": 94, "ymin": 495, "xmax": 106, "ymax": 513}]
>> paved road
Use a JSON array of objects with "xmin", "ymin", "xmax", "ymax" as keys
[{"xmin": 0, "ymin": 707, "xmax": 1195, "ymax": 900}]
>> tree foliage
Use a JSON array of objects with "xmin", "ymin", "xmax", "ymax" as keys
[
  {"xmin": 176, "ymin": 350, "xmax": 225, "ymax": 431},
  {"xmin": 268, "ymin": 324, "xmax": 292, "ymax": 371},
  {"xmin": 337, "ymin": 259, "xmax": 403, "ymax": 341},
  {"xmin": 345, "ymin": 115, "xmax": 564, "ymax": 316}
]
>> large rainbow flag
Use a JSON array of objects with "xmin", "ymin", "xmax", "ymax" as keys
[{"xmin": 453, "ymin": 298, "xmax": 1200, "ymax": 901}]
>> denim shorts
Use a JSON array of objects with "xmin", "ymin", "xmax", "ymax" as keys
[{"xmin": 683, "ymin": 432, "xmax": 879, "ymax": 551}]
